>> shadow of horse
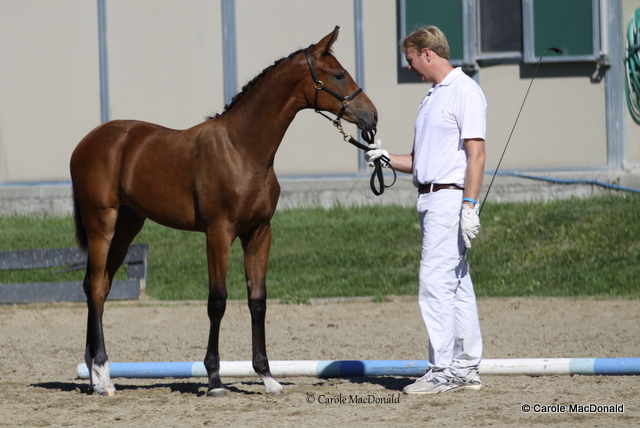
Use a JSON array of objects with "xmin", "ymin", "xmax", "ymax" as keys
[
  {"xmin": 30, "ymin": 379, "xmax": 304, "ymax": 397},
  {"xmin": 31, "ymin": 376, "xmax": 411, "ymax": 396}
]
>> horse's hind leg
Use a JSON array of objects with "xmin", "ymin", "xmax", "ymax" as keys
[
  {"xmin": 82, "ymin": 206, "xmax": 118, "ymax": 396},
  {"xmin": 83, "ymin": 206, "xmax": 145, "ymax": 396},
  {"xmin": 241, "ymin": 224, "xmax": 283, "ymax": 395}
]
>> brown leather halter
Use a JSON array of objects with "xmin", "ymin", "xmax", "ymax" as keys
[{"xmin": 304, "ymin": 48, "xmax": 363, "ymax": 123}]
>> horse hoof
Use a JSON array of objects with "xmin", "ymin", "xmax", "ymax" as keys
[
  {"xmin": 266, "ymin": 387, "xmax": 284, "ymax": 395},
  {"xmin": 207, "ymin": 388, "xmax": 227, "ymax": 398},
  {"xmin": 262, "ymin": 376, "xmax": 283, "ymax": 395},
  {"xmin": 94, "ymin": 386, "xmax": 116, "ymax": 397}
]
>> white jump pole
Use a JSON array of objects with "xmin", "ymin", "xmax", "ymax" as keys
[{"xmin": 77, "ymin": 358, "xmax": 640, "ymax": 379}]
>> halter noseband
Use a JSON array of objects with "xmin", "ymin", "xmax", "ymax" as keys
[{"xmin": 304, "ymin": 48, "xmax": 363, "ymax": 124}]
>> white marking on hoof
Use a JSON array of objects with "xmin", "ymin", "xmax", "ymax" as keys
[
  {"xmin": 99, "ymin": 387, "xmax": 116, "ymax": 397},
  {"xmin": 91, "ymin": 361, "xmax": 116, "ymax": 397},
  {"xmin": 261, "ymin": 375, "xmax": 283, "ymax": 395},
  {"xmin": 207, "ymin": 388, "xmax": 227, "ymax": 398}
]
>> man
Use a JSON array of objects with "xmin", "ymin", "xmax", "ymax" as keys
[{"xmin": 366, "ymin": 26, "xmax": 486, "ymax": 394}]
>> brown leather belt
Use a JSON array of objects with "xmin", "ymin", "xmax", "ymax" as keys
[{"xmin": 418, "ymin": 183, "xmax": 464, "ymax": 194}]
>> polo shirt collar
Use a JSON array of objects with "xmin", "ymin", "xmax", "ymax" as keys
[{"xmin": 434, "ymin": 67, "xmax": 464, "ymax": 88}]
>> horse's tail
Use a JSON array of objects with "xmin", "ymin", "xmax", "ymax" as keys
[{"xmin": 72, "ymin": 188, "xmax": 88, "ymax": 252}]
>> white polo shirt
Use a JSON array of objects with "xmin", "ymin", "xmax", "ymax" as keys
[{"xmin": 412, "ymin": 67, "xmax": 487, "ymax": 188}]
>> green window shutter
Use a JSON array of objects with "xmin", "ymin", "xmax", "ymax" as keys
[
  {"xmin": 523, "ymin": 0, "xmax": 601, "ymax": 62},
  {"xmin": 401, "ymin": 0, "xmax": 464, "ymax": 63}
]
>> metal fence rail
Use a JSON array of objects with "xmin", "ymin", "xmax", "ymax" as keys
[{"xmin": 0, "ymin": 244, "xmax": 147, "ymax": 304}]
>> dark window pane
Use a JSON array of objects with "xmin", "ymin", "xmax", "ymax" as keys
[{"xmin": 479, "ymin": 0, "xmax": 523, "ymax": 53}]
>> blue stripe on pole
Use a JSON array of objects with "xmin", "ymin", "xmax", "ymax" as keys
[
  {"xmin": 315, "ymin": 360, "xmax": 428, "ymax": 377},
  {"xmin": 110, "ymin": 362, "xmax": 196, "ymax": 378},
  {"xmin": 568, "ymin": 358, "xmax": 640, "ymax": 375},
  {"xmin": 78, "ymin": 362, "xmax": 202, "ymax": 379},
  {"xmin": 592, "ymin": 358, "xmax": 640, "ymax": 375}
]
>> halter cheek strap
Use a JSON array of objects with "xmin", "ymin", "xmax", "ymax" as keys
[{"xmin": 304, "ymin": 48, "xmax": 362, "ymax": 122}]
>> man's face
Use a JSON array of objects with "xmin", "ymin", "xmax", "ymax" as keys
[{"xmin": 405, "ymin": 48, "xmax": 430, "ymax": 82}]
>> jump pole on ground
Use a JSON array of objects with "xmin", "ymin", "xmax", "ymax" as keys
[{"xmin": 77, "ymin": 358, "xmax": 640, "ymax": 379}]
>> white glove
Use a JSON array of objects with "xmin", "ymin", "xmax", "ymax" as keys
[
  {"xmin": 364, "ymin": 139, "xmax": 389, "ymax": 168},
  {"xmin": 460, "ymin": 205, "xmax": 481, "ymax": 249}
]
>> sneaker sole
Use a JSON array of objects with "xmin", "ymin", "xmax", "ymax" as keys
[
  {"xmin": 457, "ymin": 383, "xmax": 482, "ymax": 391},
  {"xmin": 402, "ymin": 384, "xmax": 461, "ymax": 395}
]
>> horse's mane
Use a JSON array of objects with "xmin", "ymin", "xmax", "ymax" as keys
[{"xmin": 207, "ymin": 49, "xmax": 304, "ymax": 120}]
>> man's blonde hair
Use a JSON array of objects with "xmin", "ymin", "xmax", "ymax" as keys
[{"xmin": 401, "ymin": 26, "xmax": 450, "ymax": 60}]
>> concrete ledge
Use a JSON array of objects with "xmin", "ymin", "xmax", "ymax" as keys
[
  {"xmin": 276, "ymin": 174, "xmax": 417, "ymax": 209},
  {"xmin": 0, "ymin": 183, "xmax": 73, "ymax": 217},
  {"xmin": 486, "ymin": 170, "xmax": 640, "ymax": 204},
  {"xmin": 1, "ymin": 170, "xmax": 639, "ymax": 217}
]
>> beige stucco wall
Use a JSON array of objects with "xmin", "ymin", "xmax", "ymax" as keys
[
  {"xmin": 480, "ymin": 63, "xmax": 608, "ymax": 170},
  {"xmin": 0, "ymin": 0, "xmax": 100, "ymax": 182},
  {"xmin": 106, "ymin": 0, "xmax": 222, "ymax": 130},
  {"xmin": 0, "ymin": 0, "xmax": 631, "ymax": 183}
]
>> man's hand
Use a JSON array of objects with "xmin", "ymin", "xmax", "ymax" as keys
[
  {"xmin": 364, "ymin": 139, "xmax": 389, "ymax": 168},
  {"xmin": 460, "ymin": 205, "xmax": 481, "ymax": 249}
]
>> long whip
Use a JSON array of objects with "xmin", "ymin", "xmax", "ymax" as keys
[{"xmin": 479, "ymin": 47, "xmax": 563, "ymax": 215}]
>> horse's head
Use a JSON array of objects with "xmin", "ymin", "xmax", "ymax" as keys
[{"xmin": 303, "ymin": 26, "xmax": 378, "ymax": 132}]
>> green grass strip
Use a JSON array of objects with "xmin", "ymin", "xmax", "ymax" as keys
[{"xmin": 1, "ymin": 194, "xmax": 638, "ymax": 300}]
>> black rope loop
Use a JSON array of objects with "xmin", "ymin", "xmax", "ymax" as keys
[{"xmin": 347, "ymin": 129, "xmax": 396, "ymax": 196}]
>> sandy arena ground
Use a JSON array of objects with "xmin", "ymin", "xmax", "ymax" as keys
[{"xmin": 1, "ymin": 296, "xmax": 639, "ymax": 427}]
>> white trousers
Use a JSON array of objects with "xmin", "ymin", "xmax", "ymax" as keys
[{"xmin": 417, "ymin": 190, "xmax": 482, "ymax": 378}]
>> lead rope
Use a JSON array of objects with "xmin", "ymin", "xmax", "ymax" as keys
[{"xmin": 331, "ymin": 120, "xmax": 396, "ymax": 196}]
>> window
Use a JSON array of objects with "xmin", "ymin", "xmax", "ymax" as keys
[
  {"xmin": 398, "ymin": 0, "xmax": 463, "ymax": 65},
  {"xmin": 522, "ymin": 0, "xmax": 601, "ymax": 63},
  {"xmin": 398, "ymin": 0, "xmax": 602, "ymax": 69},
  {"xmin": 478, "ymin": 0, "xmax": 523, "ymax": 58}
]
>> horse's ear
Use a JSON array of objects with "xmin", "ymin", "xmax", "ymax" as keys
[{"xmin": 311, "ymin": 26, "xmax": 340, "ymax": 56}]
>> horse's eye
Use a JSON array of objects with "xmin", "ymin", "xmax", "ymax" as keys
[{"xmin": 334, "ymin": 73, "xmax": 346, "ymax": 80}]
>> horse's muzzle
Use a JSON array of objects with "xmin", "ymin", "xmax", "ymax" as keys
[{"xmin": 358, "ymin": 110, "xmax": 378, "ymax": 132}]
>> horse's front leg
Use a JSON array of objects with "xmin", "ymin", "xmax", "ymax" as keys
[
  {"xmin": 241, "ymin": 224, "xmax": 283, "ymax": 395},
  {"xmin": 204, "ymin": 229, "xmax": 232, "ymax": 397}
]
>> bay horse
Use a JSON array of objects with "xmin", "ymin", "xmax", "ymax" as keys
[{"xmin": 70, "ymin": 26, "xmax": 377, "ymax": 397}]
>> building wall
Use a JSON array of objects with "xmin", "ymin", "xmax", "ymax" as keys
[
  {"xmin": 480, "ymin": 62, "xmax": 608, "ymax": 170},
  {"xmin": 106, "ymin": 0, "xmax": 222, "ymax": 129},
  {"xmin": 0, "ymin": 0, "xmax": 634, "ymax": 183},
  {"xmin": 0, "ymin": 0, "xmax": 100, "ymax": 182}
]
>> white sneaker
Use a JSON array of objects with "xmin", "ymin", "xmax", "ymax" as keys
[
  {"xmin": 402, "ymin": 371, "xmax": 459, "ymax": 394},
  {"xmin": 454, "ymin": 369, "xmax": 482, "ymax": 390}
]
